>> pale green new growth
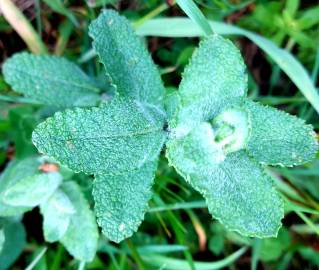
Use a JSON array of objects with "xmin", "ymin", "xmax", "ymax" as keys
[
  {"xmin": 60, "ymin": 182, "xmax": 98, "ymax": 262},
  {"xmin": 212, "ymin": 107, "xmax": 250, "ymax": 154},
  {"xmin": 40, "ymin": 189, "xmax": 76, "ymax": 243},
  {"xmin": 172, "ymin": 35, "xmax": 247, "ymax": 129},
  {"xmin": 89, "ymin": 9, "xmax": 165, "ymax": 107},
  {"xmin": 3, "ymin": 53, "xmax": 100, "ymax": 107},
  {"xmin": 93, "ymin": 160, "xmax": 157, "ymax": 243},
  {"xmin": 244, "ymin": 100, "xmax": 318, "ymax": 166},
  {"xmin": 3, "ymin": 172, "xmax": 62, "ymax": 207},
  {"xmin": 0, "ymin": 156, "xmax": 62, "ymax": 216},
  {"xmin": 166, "ymin": 123, "xmax": 225, "ymax": 176},
  {"xmin": 32, "ymin": 97, "xmax": 166, "ymax": 175}
]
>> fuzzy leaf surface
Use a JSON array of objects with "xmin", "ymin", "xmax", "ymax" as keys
[
  {"xmin": 93, "ymin": 160, "xmax": 157, "ymax": 243},
  {"xmin": 60, "ymin": 182, "xmax": 98, "ymax": 262},
  {"xmin": 0, "ymin": 158, "xmax": 43, "ymax": 216},
  {"xmin": 167, "ymin": 130, "xmax": 284, "ymax": 237},
  {"xmin": 172, "ymin": 35, "xmax": 247, "ymax": 129},
  {"xmin": 3, "ymin": 52, "xmax": 100, "ymax": 107},
  {"xmin": 3, "ymin": 172, "xmax": 62, "ymax": 207},
  {"xmin": 245, "ymin": 100, "xmax": 318, "ymax": 166},
  {"xmin": 40, "ymin": 189, "xmax": 76, "ymax": 242},
  {"xmin": 32, "ymin": 97, "xmax": 166, "ymax": 175},
  {"xmin": 166, "ymin": 122, "xmax": 225, "ymax": 175},
  {"xmin": 89, "ymin": 9, "xmax": 165, "ymax": 107}
]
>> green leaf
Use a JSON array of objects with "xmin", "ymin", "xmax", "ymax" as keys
[
  {"xmin": 3, "ymin": 52, "xmax": 100, "ymax": 107},
  {"xmin": 40, "ymin": 189, "xmax": 75, "ymax": 243},
  {"xmin": 167, "ymin": 129, "xmax": 284, "ymax": 237},
  {"xmin": 60, "ymin": 182, "xmax": 98, "ymax": 262},
  {"xmin": 137, "ymin": 18, "xmax": 319, "ymax": 114},
  {"xmin": 141, "ymin": 247, "xmax": 247, "ymax": 270},
  {"xmin": 0, "ymin": 229, "xmax": 4, "ymax": 253},
  {"xmin": 93, "ymin": 160, "xmax": 157, "ymax": 243},
  {"xmin": 166, "ymin": 123, "xmax": 225, "ymax": 176},
  {"xmin": 89, "ymin": 9, "xmax": 165, "ymax": 107},
  {"xmin": 3, "ymin": 172, "xmax": 62, "ymax": 207},
  {"xmin": 172, "ymin": 35, "xmax": 247, "ymax": 129},
  {"xmin": 0, "ymin": 157, "xmax": 43, "ymax": 216},
  {"xmin": 0, "ymin": 221, "xmax": 26, "ymax": 270},
  {"xmin": 32, "ymin": 96, "xmax": 166, "ymax": 175},
  {"xmin": 244, "ymin": 100, "xmax": 318, "ymax": 166}
]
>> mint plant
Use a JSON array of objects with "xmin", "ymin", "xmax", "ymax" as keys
[{"xmin": 2, "ymin": 8, "xmax": 318, "ymax": 259}]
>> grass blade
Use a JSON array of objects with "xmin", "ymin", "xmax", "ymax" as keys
[
  {"xmin": 0, "ymin": 0, "xmax": 47, "ymax": 54},
  {"xmin": 25, "ymin": 247, "xmax": 47, "ymax": 270},
  {"xmin": 137, "ymin": 18, "xmax": 319, "ymax": 114},
  {"xmin": 142, "ymin": 247, "xmax": 248, "ymax": 270},
  {"xmin": 176, "ymin": 0, "xmax": 213, "ymax": 35}
]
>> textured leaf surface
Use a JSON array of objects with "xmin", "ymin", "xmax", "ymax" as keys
[
  {"xmin": 60, "ymin": 182, "xmax": 98, "ymax": 262},
  {"xmin": 3, "ymin": 172, "xmax": 62, "ymax": 207},
  {"xmin": 0, "ymin": 221, "xmax": 26, "ymax": 270},
  {"xmin": 166, "ymin": 122, "xmax": 225, "ymax": 176},
  {"xmin": 89, "ymin": 9, "xmax": 165, "ymax": 107},
  {"xmin": 172, "ymin": 35, "xmax": 247, "ymax": 129},
  {"xmin": 93, "ymin": 160, "xmax": 157, "ymax": 243},
  {"xmin": 40, "ymin": 189, "xmax": 75, "ymax": 242},
  {"xmin": 0, "ymin": 158, "xmax": 42, "ymax": 216},
  {"xmin": 32, "ymin": 97, "xmax": 166, "ymax": 175},
  {"xmin": 3, "ymin": 52, "xmax": 100, "ymax": 107},
  {"xmin": 167, "ymin": 130, "xmax": 283, "ymax": 237},
  {"xmin": 245, "ymin": 100, "xmax": 318, "ymax": 166}
]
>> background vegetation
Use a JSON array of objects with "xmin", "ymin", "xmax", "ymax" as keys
[{"xmin": 0, "ymin": 0, "xmax": 319, "ymax": 269}]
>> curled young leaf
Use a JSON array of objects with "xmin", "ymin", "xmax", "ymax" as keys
[
  {"xmin": 32, "ymin": 97, "xmax": 166, "ymax": 175},
  {"xmin": 93, "ymin": 160, "xmax": 158, "ymax": 243},
  {"xmin": 244, "ymin": 100, "xmax": 318, "ymax": 166}
]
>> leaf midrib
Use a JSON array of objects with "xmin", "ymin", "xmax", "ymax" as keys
[
  {"xmin": 46, "ymin": 127, "xmax": 164, "ymax": 142},
  {"xmin": 9, "ymin": 67, "xmax": 100, "ymax": 93}
]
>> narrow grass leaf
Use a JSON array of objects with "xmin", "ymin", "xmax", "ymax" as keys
[
  {"xmin": 142, "ymin": 247, "xmax": 247, "ymax": 270},
  {"xmin": 0, "ymin": 0, "xmax": 47, "ymax": 54},
  {"xmin": 176, "ymin": 0, "xmax": 213, "ymax": 36}
]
